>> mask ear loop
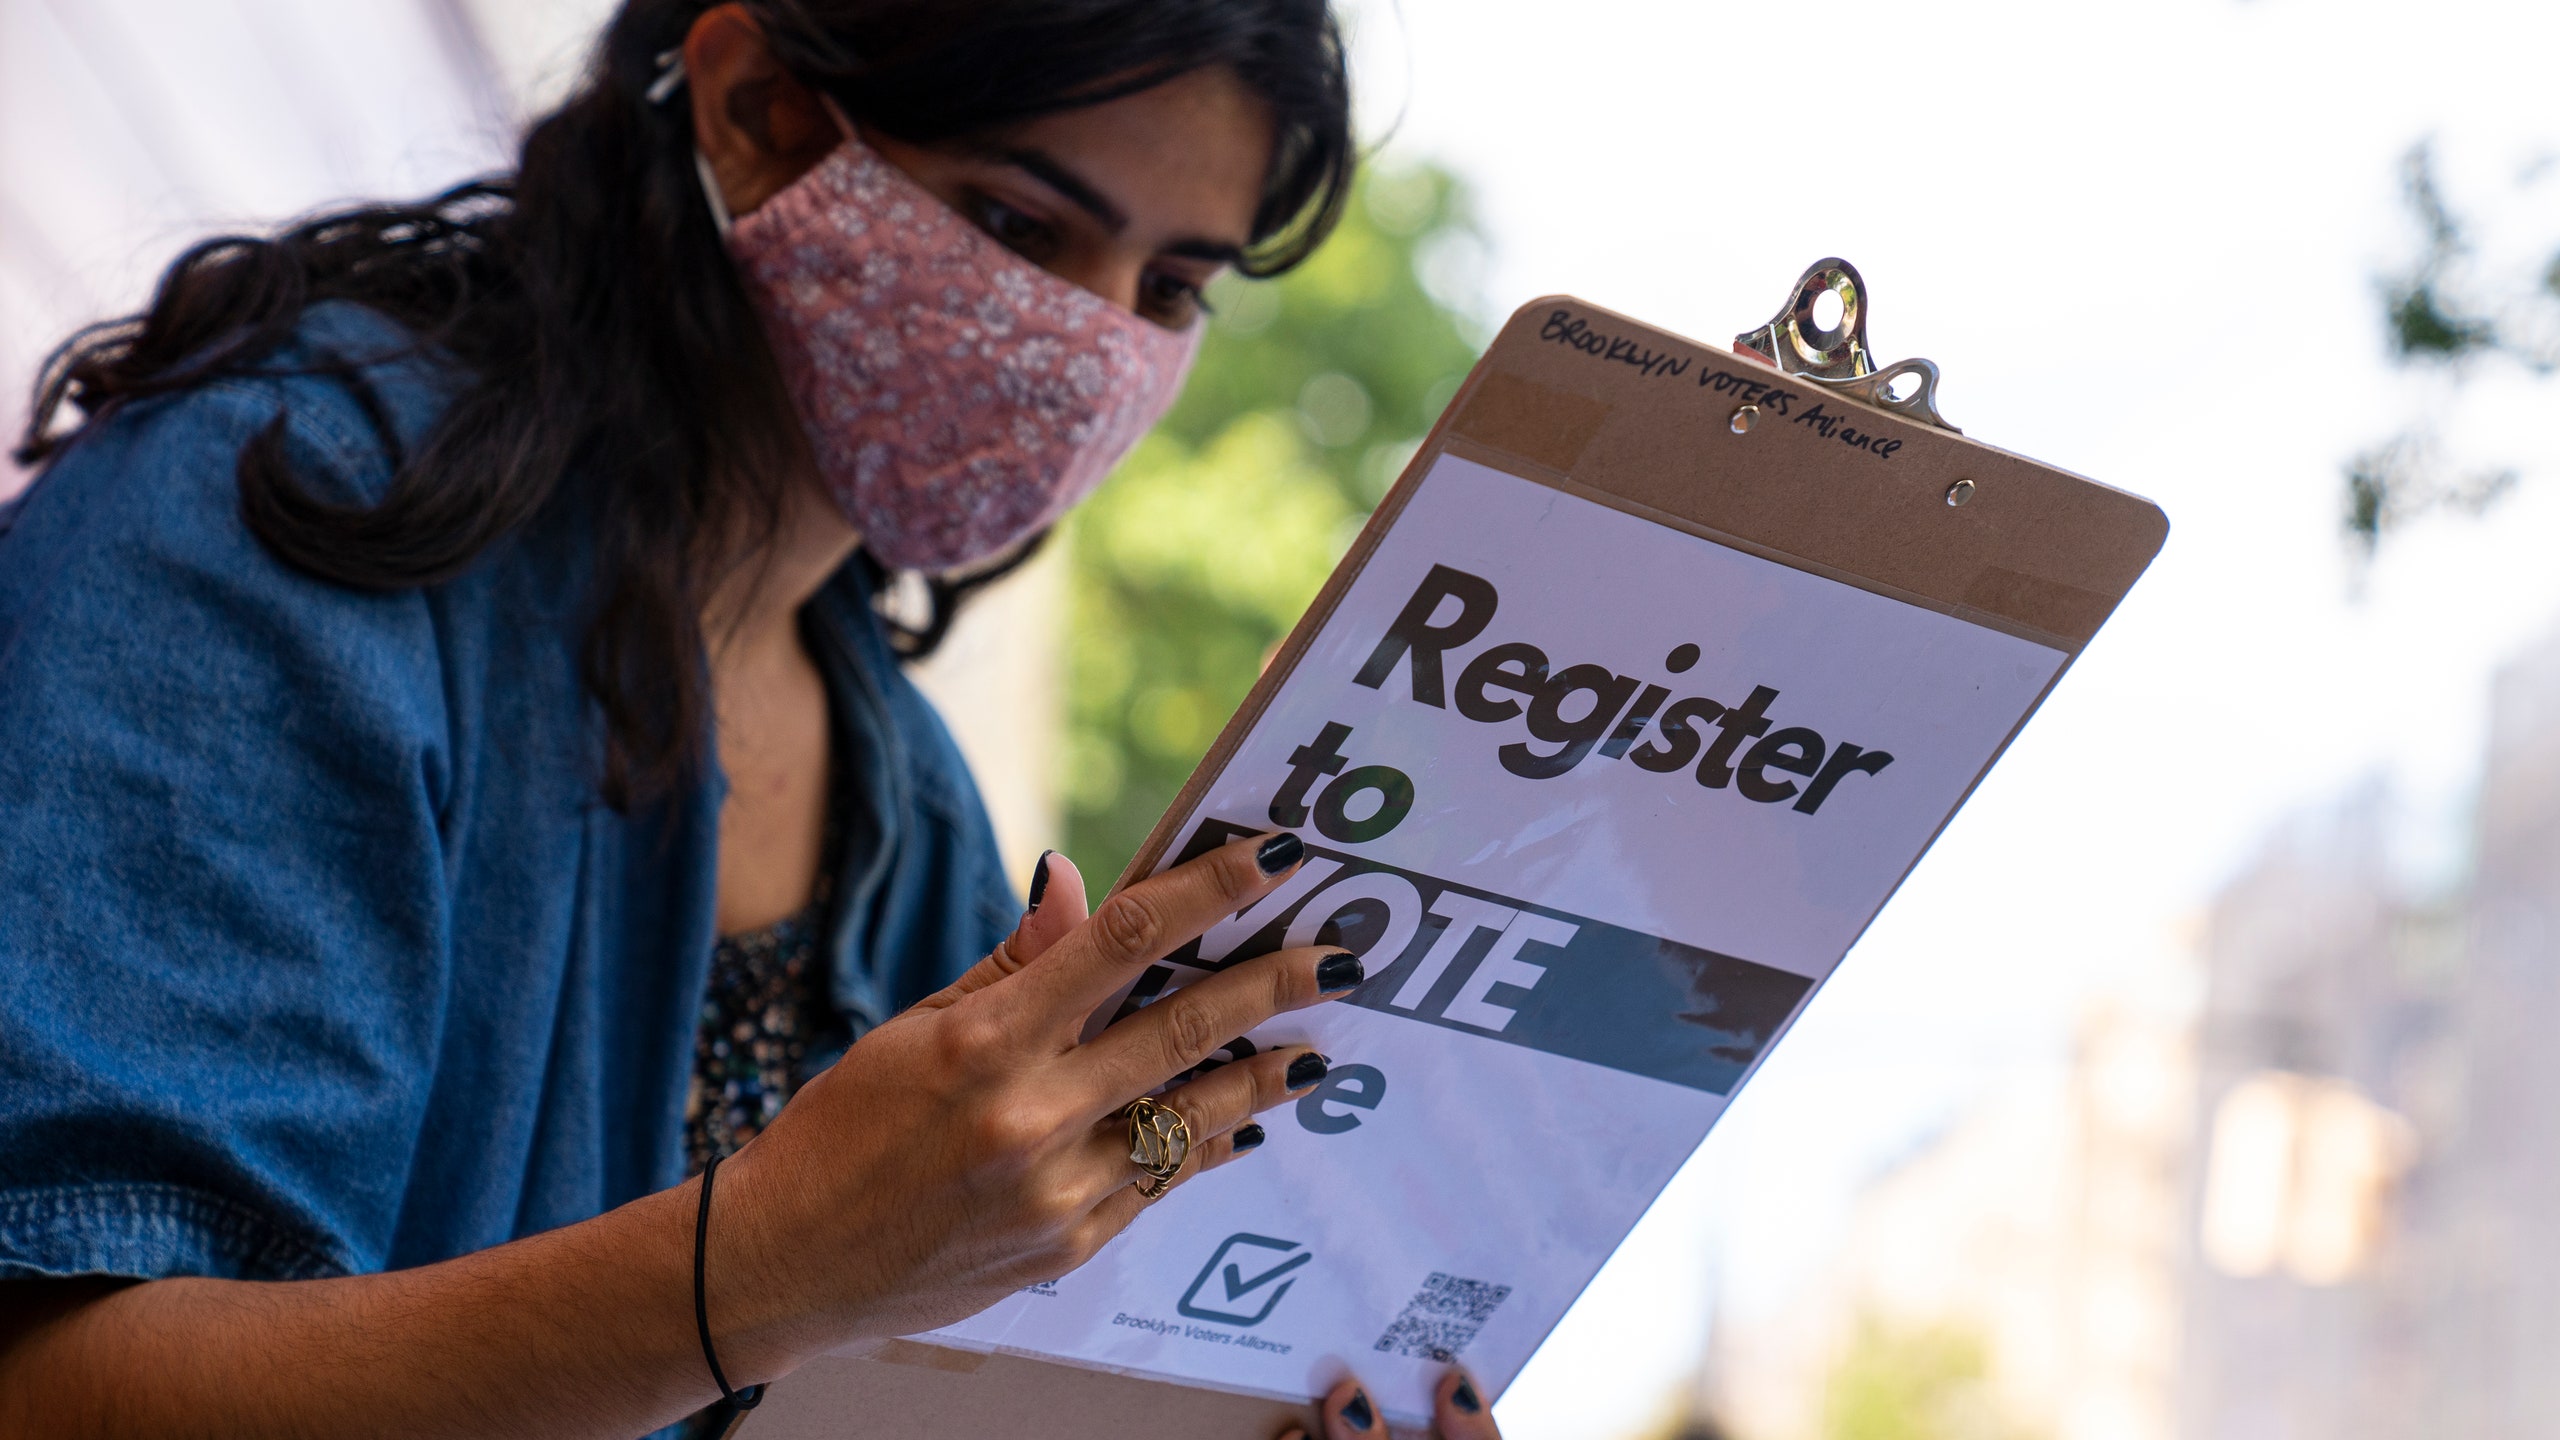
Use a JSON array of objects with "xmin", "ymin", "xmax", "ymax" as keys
[
  {"xmin": 816, "ymin": 95, "xmax": 859, "ymax": 140},
  {"xmin": 692, "ymin": 150, "xmax": 737, "ymax": 238},
  {"xmin": 649, "ymin": 49, "xmax": 739, "ymax": 239}
]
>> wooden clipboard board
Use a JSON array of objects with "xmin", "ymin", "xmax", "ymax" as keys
[{"xmin": 741, "ymin": 264, "xmax": 2167, "ymax": 1438}]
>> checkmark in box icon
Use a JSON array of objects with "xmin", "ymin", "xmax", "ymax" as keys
[{"xmin": 1177, "ymin": 1233, "xmax": 1314, "ymax": 1327}]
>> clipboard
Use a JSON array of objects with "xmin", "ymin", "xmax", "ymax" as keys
[{"xmin": 741, "ymin": 261, "xmax": 2167, "ymax": 1438}]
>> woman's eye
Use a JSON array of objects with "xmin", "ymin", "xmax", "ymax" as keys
[
  {"xmin": 1138, "ymin": 270, "xmax": 1208, "ymax": 329},
  {"xmin": 970, "ymin": 196, "xmax": 1058, "ymax": 261}
]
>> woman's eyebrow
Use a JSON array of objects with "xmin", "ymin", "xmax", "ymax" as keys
[
  {"xmin": 1164, "ymin": 239, "xmax": 1246, "ymax": 266},
  {"xmin": 986, "ymin": 146, "xmax": 1250, "ymax": 266},
  {"xmin": 992, "ymin": 147, "xmax": 1128, "ymax": 232}
]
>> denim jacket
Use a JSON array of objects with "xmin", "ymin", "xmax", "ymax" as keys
[{"xmin": 0, "ymin": 303, "xmax": 1015, "ymax": 1284}]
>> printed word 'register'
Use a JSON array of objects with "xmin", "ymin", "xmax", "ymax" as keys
[{"xmin": 1351, "ymin": 564, "xmax": 1895, "ymax": 814}]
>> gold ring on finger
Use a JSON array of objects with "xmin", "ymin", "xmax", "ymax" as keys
[{"xmin": 1122, "ymin": 1096, "xmax": 1192, "ymax": 1198}]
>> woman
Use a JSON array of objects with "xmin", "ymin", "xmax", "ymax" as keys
[{"xmin": 0, "ymin": 2, "xmax": 1500, "ymax": 1436}]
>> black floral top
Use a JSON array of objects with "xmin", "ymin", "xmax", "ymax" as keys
[
  {"xmin": 684, "ymin": 769, "xmax": 848, "ymax": 1176},
  {"xmin": 684, "ymin": 904, "xmax": 829, "ymax": 1175}
]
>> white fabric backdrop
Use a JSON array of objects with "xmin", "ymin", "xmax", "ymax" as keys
[{"xmin": 0, "ymin": 0, "xmax": 616, "ymax": 497}]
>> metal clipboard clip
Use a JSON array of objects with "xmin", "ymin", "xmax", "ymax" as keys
[{"xmin": 1733, "ymin": 257, "xmax": 1960, "ymax": 435}]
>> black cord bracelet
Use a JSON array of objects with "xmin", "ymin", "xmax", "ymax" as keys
[{"xmin": 694, "ymin": 1153, "xmax": 766, "ymax": 1414}]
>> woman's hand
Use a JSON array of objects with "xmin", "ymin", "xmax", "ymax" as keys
[
  {"xmin": 0, "ymin": 832, "xmax": 1356, "ymax": 1440},
  {"xmin": 1281, "ymin": 1372, "xmax": 1502, "ymax": 1440},
  {"xmin": 711, "ymin": 830, "xmax": 1360, "ymax": 1376}
]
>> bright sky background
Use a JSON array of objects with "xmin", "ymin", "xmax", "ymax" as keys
[
  {"xmin": 1331, "ymin": 1, "xmax": 2560, "ymax": 1434},
  {"xmin": 11, "ymin": 1, "xmax": 2560, "ymax": 1435}
]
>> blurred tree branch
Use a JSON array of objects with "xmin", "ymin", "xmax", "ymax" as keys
[
  {"xmin": 2349, "ymin": 142, "xmax": 2560, "ymax": 550},
  {"xmin": 2378, "ymin": 145, "xmax": 2501, "ymax": 366}
]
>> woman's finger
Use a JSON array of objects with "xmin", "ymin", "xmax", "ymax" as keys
[
  {"xmin": 1071, "ymin": 1089, "xmax": 1268, "ymax": 1221},
  {"xmin": 1063, "ymin": 1045, "xmax": 1316, "ymax": 1209},
  {"xmin": 988, "ymin": 831, "xmax": 1306, "ymax": 1033},
  {"xmin": 1078, "ymin": 1171, "xmax": 1151, "ymax": 1242},
  {"xmin": 1318, "ymin": 1378, "xmax": 1382, "ymax": 1437},
  {"xmin": 909, "ymin": 851, "xmax": 1092, "ymax": 1011},
  {"xmin": 974, "ymin": 852, "xmax": 1094, "ymax": 989},
  {"xmin": 1198, "ymin": 1117, "xmax": 1270, "ymax": 1172},
  {"xmin": 1014, "ymin": 850, "xmax": 1091, "ymax": 958},
  {"xmin": 1064, "ymin": 1104, "xmax": 1283, "ymax": 1257},
  {"xmin": 1074, "ymin": 944, "xmax": 1362, "ymax": 1110},
  {"xmin": 1067, "ymin": 1132, "xmax": 1208, "ymax": 1248},
  {"xmin": 1284, "ymin": 1371, "xmax": 1496, "ymax": 1440},
  {"xmin": 1435, "ymin": 1368, "xmax": 1501, "ymax": 1438},
  {"xmin": 1155, "ymin": 1045, "xmax": 1325, "ymax": 1148}
]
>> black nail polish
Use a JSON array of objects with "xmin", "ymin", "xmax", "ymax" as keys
[
  {"xmin": 1233, "ymin": 1122, "xmax": 1266, "ymax": 1153},
  {"xmin": 1342, "ymin": 1390, "xmax": 1375, "ymax": 1432},
  {"xmin": 1316, "ymin": 951, "xmax": 1365, "ymax": 994},
  {"xmin": 1285, "ymin": 1052, "xmax": 1330, "ymax": 1090},
  {"xmin": 1026, "ymin": 850, "xmax": 1055, "ymax": 912},
  {"xmin": 1452, "ymin": 1375, "xmax": 1482, "ymax": 1414},
  {"xmin": 1256, "ymin": 832, "xmax": 1304, "ymax": 876}
]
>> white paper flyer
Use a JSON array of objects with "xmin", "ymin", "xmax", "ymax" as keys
[{"xmin": 925, "ymin": 452, "xmax": 2069, "ymax": 1424}]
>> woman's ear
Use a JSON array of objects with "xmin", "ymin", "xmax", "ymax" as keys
[{"xmin": 683, "ymin": 3, "xmax": 841, "ymax": 221}]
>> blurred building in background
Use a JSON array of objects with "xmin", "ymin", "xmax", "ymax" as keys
[
  {"xmin": 2178, "ymin": 619, "xmax": 2560, "ymax": 1440},
  {"xmin": 1710, "ymin": 614, "xmax": 2560, "ymax": 1434},
  {"xmin": 2174, "ymin": 792, "xmax": 2442, "ymax": 1440},
  {"xmin": 1702, "ymin": 982, "xmax": 2194, "ymax": 1440},
  {"xmin": 1703, "ymin": 613, "xmax": 2560, "ymax": 1440},
  {"xmin": 2432, "ymin": 624, "xmax": 2560, "ymax": 1434}
]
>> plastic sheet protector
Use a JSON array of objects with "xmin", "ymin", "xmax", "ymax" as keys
[{"xmin": 923, "ymin": 450, "xmax": 2069, "ymax": 1424}]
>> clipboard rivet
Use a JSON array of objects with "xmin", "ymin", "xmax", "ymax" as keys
[
  {"xmin": 1945, "ymin": 479, "xmax": 1977, "ymax": 507},
  {"xmin": 1728, "ymin": 404, "xmax": 1759, "ymax": 435}
]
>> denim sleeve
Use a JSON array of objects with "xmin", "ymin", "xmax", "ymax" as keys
[{"xmin": 0, "ymin": 377, "xmax": 451, "ymax": 1283}]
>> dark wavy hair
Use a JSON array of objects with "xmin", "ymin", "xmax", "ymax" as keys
[{"xmin": 13, "ymin": 0, "xmax": 1353, "ymax": 806}]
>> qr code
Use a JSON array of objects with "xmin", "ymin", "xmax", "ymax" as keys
[{"xmin": 1372, "ymin": 1272, "xmax": 1513, "ymax": 1361}]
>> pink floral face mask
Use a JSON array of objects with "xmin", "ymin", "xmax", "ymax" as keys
[{"xmin": 712, "ymin": 117, "xmax": 1202, "ymax": 574}]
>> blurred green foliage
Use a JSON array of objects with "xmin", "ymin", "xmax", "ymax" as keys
[
  {"xmin": 2349, "ymin": 143, "xmax": 2557, "ymax": 548},
  {"xmin": 2380, "ymin": 143, "xmax": 2503, "ymax": 367},
  {"xmin": 1821, "ymin": 1318, "xmax": 2036, "ymax": 1440},
  {"xmin": 1061, "ymin": 162, "xmax": 1485, "ymax": 882}
]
